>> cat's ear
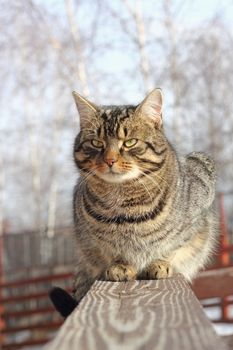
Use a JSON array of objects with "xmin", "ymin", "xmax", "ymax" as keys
[
  {"xmin": 138, "ymin": 88, "xmax": 163, "ymax": 128},
  {"xmin": 72, "ymin": 91, "xmax": 98, "ymax": 128}
]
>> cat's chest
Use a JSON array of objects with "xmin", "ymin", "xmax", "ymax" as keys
[
  {"xmin": 114, "ymin": 230, "xmax": 167, "ymax": 270},
  {"xmin": 100, "ymin": 225, "xmax": 163, "ymax": 265}
]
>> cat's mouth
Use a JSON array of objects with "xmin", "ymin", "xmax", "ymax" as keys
[
  {"xmin": 95, "ymin": 166, "xmax": 141, "ymax": 183},
  {"xmin": 108, "ymin": 168, "xmax": 121, "ymax": 175}
]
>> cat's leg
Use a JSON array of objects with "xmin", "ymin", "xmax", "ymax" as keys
[
  {"xmin": 72, "ymin": 248, "xmax": 108, "ymax": 301},
  {"xmin": 105, "ymin": 261, "xmax": 137, "ymax": 282},
  {"xmin": 141, "ymin": 259, "xmax": 173, "ymax": 279},
  {"xmin": 72, "ymin": 269, "xmax": 96, "ymax": 302},
  {"xmin": 141, "ymin": 217, "xmax": 216, "ymax": 281}
]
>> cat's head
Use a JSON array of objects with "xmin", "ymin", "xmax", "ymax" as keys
[{"xmin": 73, "ymin": 89, "xmax": 168, "ymax": 184}]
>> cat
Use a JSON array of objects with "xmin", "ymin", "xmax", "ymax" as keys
[{"xmin": 50, "ymin": 88, "xmax": 217, "ymax": 318}]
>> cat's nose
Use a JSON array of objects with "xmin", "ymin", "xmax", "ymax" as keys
[
  {"xmin": 104, "ymin": 158, "xmax": 117, "ymax": 168},
  {"xmin": 104, "ymin": 157, "xmax": 117, "ymax": 167}
]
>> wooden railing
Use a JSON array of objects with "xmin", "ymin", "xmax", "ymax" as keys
[
  {"xmin": 43, "ymin": 276, "xmax": 228, "ymax": 350},
  {"xmin": 0, "ymin": 264, "xmax": 233, "ymax": 349}
]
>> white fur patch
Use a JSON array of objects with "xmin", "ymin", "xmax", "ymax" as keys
[{"xmin": 97, "ymin": 167, "xmax": 141, "ymax": 184}]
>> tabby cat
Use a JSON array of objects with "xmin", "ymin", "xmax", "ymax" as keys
[{"xmin": 50, "ymin": 88, "xmax": 217, "ymax": 317}]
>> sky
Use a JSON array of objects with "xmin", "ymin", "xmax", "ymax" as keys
[
  {"xmin": 39, "ymin": 0, "xmax": 233, "ymax": 29},
  {"xmin": 175, "ymin": 0, "xmax": 233, "ymax": 23}
]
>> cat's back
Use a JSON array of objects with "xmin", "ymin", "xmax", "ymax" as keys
[{"xmin": 184, "ymin": 151, "xmax": 216, "ymax": 208}]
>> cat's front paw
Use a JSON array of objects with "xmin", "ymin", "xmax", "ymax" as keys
[
  {"xmin": 143, "ymin": 260, "xmax": 172, "ymax": 279},
  {"xmin": 105, "ymin": 264, "xmax": 137, "ymax": 282}
]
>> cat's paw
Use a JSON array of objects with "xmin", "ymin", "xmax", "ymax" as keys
[
  {"xmin": 143, "ymin": 260, "xmax": 172, "ymax": 279},
  {"xmin": 105, "ymin": 264, "xmax": 137, "ymax": 282}
]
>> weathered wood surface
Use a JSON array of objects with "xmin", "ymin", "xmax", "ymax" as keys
[
  {"xmin": 44, "ymin": 275, "xmax": 227, "ymax": 350},
  {"xmin": 223, "ymin": 335, "xmax": 233, "ymax": 349}
]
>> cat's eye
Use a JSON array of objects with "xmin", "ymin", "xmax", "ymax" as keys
[
  {"xmin": 91, "ymin": 139, "xmax": 103, "ymax": 148},
  {"xmin": 124, "ymin": 138, "xmax": 138, "ymax": 148}
]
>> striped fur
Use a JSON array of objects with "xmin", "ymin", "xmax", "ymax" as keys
[{"xmin": 71, "ymin": 89, "xmax": 217, "ymax": 304}]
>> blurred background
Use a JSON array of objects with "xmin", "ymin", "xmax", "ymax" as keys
[{"xmin": 0, "ymin": 0, "xmax": 233, "ymax": 349}]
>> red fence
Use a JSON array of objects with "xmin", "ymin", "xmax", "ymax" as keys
[
  {"xmin": 192, "ymin": 266, "xmax": 233, "ymax": 324},
  {"xmin": 0, "ymin": 272, "xmax": 73, "ymax": 349}
]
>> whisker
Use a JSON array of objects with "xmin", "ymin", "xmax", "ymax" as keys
[
  {"xmin": 78, "ymin": 171, "xmax": 95, "ymax": 187},
  {"xmin": 137, "ymin": 165, "xmax": 169, "ymax": 188},
  {"xmin": 137, "ymin": 168, "xmax": 164, "ymax": 195},
  {"xmin": 134, "ymin": 176, "xmax": 154, "ymax": 205},
  {"xmin": 78, "ymin": 164, "xmax": 102, "ymax": 186}
]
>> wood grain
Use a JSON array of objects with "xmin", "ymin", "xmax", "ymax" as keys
[{"xmin": 44, "ymin": 275, "xmax": 227, "ymax": 350}]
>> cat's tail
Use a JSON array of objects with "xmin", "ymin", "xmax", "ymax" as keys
[{"xmin": 49, "ymin": 287, "xmax": 78, "ymax": 318}]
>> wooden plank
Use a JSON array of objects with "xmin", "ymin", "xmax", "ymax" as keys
[
  {"xmin": 2, "ymin": 321, "xmax": 62, "ymax": 334},
  {"xmin": 201, "ymin": 300, "xmax": 233, "ymax": 308},
  {"xmin": 207, "ymin": 263, "xmax": 233, "ymax": 270},
  {"xmin": 1, "ymin": 306, "xmax": 55, "ymax": 318},
  {"xmin": 0, "ymin": 272, "xmax": 73, "ymax": 288},
  {"xmin": 222, "ymin": 335, "xmax": 233, "ymax": 349},
  {"xmin": 0, "ymin": 291, "xmax": 50, "ymax": 304},
  {"xmin": 2, "ymin": 338, "xmax": 50, "ymax": 349},
  {"xmin": 44, "ymin": 275, "xmax": 227, "ymax": 350},
  {"xmin": 192, "ymin": 267, "xmax": 233, "ymax": 299},
  {"xmin": 0, "ymin": 288, "xmax": 72, "ymax": 304},
  {"xmin": 219, "ymin": 245, "xmax": 233, "ymax": 253}
]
